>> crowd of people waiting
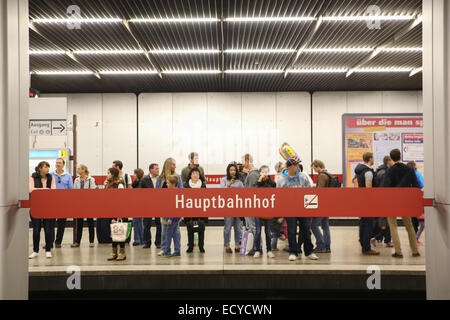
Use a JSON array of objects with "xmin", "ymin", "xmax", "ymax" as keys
[{"xmin": 28, "ymin": 149, "xmax": 425, "ymax": 262}]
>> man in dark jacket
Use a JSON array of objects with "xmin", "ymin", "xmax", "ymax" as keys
[
  {"xmin": 142, "ymin": 163, "xmax": 161, "ymax": 249},
  {"xmin": 354, "ymin": 152, "xmax": 380, "ymax": 255},
  {"xmin": 383, "ymin": 149, "xmax": 420, "ymax": 258},
  {"xmin": 371, "ymin": 156, "xmax": 394, "ymax": 247}
]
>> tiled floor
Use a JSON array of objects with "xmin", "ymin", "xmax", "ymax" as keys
[{"xmin": 29, "ymin": 226, "xmax": 425, "ymax": 273}]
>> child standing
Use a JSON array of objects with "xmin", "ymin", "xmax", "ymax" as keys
[{"xmin": 163, "ymin": 175, "xmax": 182, "ymax": 257}]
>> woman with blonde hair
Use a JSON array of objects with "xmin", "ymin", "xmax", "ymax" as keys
[
  {"xmin": 71, "ymin": 164, "xmax": 97, "ymax": 248},
  {"xmin": 155, "ymin": 158, "xmax": 183, "ymax": 256}
]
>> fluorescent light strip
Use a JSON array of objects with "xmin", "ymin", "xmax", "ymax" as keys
[
  {"xmin": 303, "ymin": 48, "xmax": 372, "ymax": 53},
  {"xmin": 381, "ymin": 47, "xmax": 423, "ymax": 52},
  {"xmin": 225, "ymin": 17, "xmax": 314, "ymax": 22},
  {"xmin": 354, "ymin": 68, "xmax": 411, "ymax": 72},
  {"xmin": 322, "ymin": 15, "xmax": 414, "ymax": 21},
  {"xmin": 32, "ymin": 68, "xmax": 422, "ymax": 76},
  {"xmin": 29, "ymin": 50, "xmax": 65, "ymax": 55},
  {"xmin": 150, "ymin": 49, "xmax": 220, "ymax": 54},
  {"xmin": 288, "ymin": 69, "xmax": 346, "ymax": 73},
  {"xmin": 130, "ymin": 18, "xmax": 219, "ymax": 23},
  {"xmin": 32, "ymin": 18, "xmax": 122, "ymax": 23},
  {"xmin": 225, "ymin": 70, "xmax": 284, "ymax": 74},
  {"xmin": 101, "ymin": 70, "xmax": 158, "ymax": 75},
  {"xmin": 163, "ymin": 70, "xmax": 221, "ymax": 74},
  {"xmin": 409, "ymin": 67, "xmax": 423, "ymax": 77},
  {"xmin": 226, "ymin": 49, "xmax": 295, "ymax": 53},
  {"xmin": 33, "ymin": 71, "xmax": 93, "ymax": 75},
  {"xmin": 74, "ymin": 50, "xmax": 143, "ymax": 55}
]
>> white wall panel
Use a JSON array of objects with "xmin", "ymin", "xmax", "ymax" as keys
[
  {"xmin": 312, "ymin": 92, "xmax": 348, "ymax": 174},
  {"xmin": 417, "ymin": 91, "xmax": 423, "ymax": 112},
  {"xmin": 67, "ymin": 94, "xmax": 103, "ymax": 176},
  {"xmin": 138, "ymin": 93, "xmax": 173, "ymax": 172},
  {"xmin": 242, "ymin": 93, "xmax": 277, "ymax": 170},
  {"xmin": 276, "ymin": 92, "xmax": 311, "ymax": 173},
  {"xmin": 102, "ymin": 93, "xmax": 137, "ymax": 176},
  {"xmin": 172, "ymin": 93, "xmax": 208, "ymax": 174},
  {"xmin": 206, "ymin": 92, "xmax": 242, "ymax": 175},
  {"xmin": 381, "ymin": 91, "xmax": 420, "ymax": 113},
  {"xmin": 347, "ymin": 91, "xmax": 383, "ymax": 113}
]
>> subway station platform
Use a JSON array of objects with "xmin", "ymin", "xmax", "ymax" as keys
[{"xmin": 28, "ymin": 226, "xmax": 426, "ymax": 298}]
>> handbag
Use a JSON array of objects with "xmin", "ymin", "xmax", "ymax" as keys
[
  {"xmin": 110, "ymin": 219, "xmax": 128, "ymax": 242},
  {"xmin": 126, "ymin": 222, "xmax": 132, "ymax": 238}
]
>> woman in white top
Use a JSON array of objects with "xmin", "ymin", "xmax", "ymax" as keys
[
  {"xmin": 29, "ymin": 161, "xmax": 57, "ymax": 259},
  {"xmin": 71, "ymin": 164, "xmax": 97, "ymax": 248}
]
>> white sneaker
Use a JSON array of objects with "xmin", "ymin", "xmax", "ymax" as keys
[
  {"xmin": 29, "ymin": 252, "xmax": 39, "ymax": 259},
  {"xmin": 45, "ymin": 251, "xmax": 52, "ymax": 259},
  {"xmin": 253, "ymin": 251, "xmax": 261, "ymax": 258},
  {"xmin": 157, "ymin": 250, "xmax": 163, "ymax": 256},
  {"xmin": 267, "ymin": 251, "xmax": 275, "ymax": 259},
  {"xmin": 306, "ymin": 253, "xmax": 319, "ymax": 260},
  {"xmin": 288, "ymin": 254, "xmax": 297, "ymax": 261}
]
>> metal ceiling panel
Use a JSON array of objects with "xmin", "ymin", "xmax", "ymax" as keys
[{"xmin": 29, "ymin": 0, "xmax": 423, "ymax": 93}]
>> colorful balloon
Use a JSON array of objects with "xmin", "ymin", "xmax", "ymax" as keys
[{"xmin": 279, "ymin": 142, "xmax": 301, "ymax": 163}]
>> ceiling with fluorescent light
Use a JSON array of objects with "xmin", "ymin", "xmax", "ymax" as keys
[{"xmin": 29, "ymin": 0, "xmax": 422, "ymax": 93}]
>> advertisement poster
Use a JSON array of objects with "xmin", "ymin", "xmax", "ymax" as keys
[{"xmin": 342, "ymin": 114, "xmax": 423, "ymax": 187}]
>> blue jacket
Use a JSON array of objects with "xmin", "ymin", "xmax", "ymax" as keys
[
  {"xmin": 276, "ymin": 169, "xmax": 311, "ymax": 188},
  {"xmin": 51, "ymin": 171, "xmax": 73, "ymax": 190},
  {"xmin": 155, "ymin": 175, "xmax": 183, "ymax": 188},
  {"xmin": 415, "ymin": 170, "xmax": 424, "ymax": 189}
]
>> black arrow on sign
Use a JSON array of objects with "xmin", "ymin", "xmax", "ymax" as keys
[{"xmin": 52, "ymin": 123, "xmax": 65, "ymax": 133}]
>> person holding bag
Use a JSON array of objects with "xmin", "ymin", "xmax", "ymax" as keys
[
  {"xmin": 29, "ymin": 161, "xmax": 57, "ymax": 259},
  {"xmin": 220, "ymin": 163, "xmax": 244, "ymax": 254},
  {"xmin": 71, "ymin": 164, "xmax": 97, "ymax": 248},
  {"xmin": 183, "ymin": 167, "xmax": 208, "ymax": 253},
  {"xmin": 105, "ymin": 167, "xmax": 128, "ymax": 261}
]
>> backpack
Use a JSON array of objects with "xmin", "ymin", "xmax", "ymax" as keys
[
  {"xmin": 356, "ymin": 166, "xmax": 377, "ymax": 188},
  {"xmin": 373, "ymin": 168, "xmax": 386, "ymax": 188},
  {"xmin": 320, "ymin": 172, "xmax": 341, "ymax": 188}
]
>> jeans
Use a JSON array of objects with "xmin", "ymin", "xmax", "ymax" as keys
[
  {"xmin": 311, "ymin": 217, "xmax": 331, "ymax": 249},
  {"xmin": 185, "ymin": 219, "xmax": 206, "ymax": 249},
  {"xmin": 75, "ymin": 218, "xmax": 95, "ymax": 244},
  {"xmin": 163, "ymin": 221, "xmax": 181, "ymax": 255},
  {"xmin": 132, "ymin": 218, "xmax": 144, "ymax": 244},
  {"xmin": 359, "ymin": 217, "xmax": 376, "ymax": 253},
  {"xmin": 30, "ymin": 215, "xmax": 55, "ymax": 252},
  {"xmin": 244, "ymin": 217, "xmax": 257, "ymax": 234},
  {"xmin": 374, "ymin": 225, "xmax": 391, "ymax": 243},
  {"xmin": 254, "ymin": 218, "xmax": 272, "ymax": 252},
  {"xmin": 223, "ymin": 217, "xmax": 242, "ymax": 246},
  {"xmin": 271, "ymin": 220, "xmax": 281, "ymax": 249},
  {"xmin": 55, "ymin": 218, "xmax": 66, "ymax": 245},
  {"xmin": 286, "ymin": 217, "xmax": 313, "ymax": 256},
  {"xmin": 143, "ymin": 217, "xmax": 162, "ymax": 246}
]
